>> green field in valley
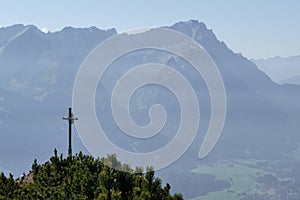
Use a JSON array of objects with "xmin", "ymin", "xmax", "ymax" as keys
[{"xmin": 190, "ymin": 160, "xmax": 274, "ymax": 200}]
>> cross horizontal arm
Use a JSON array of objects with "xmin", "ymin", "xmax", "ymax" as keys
[{"xmin": 63, "ymin": 117, "xmax": 78, "ymax": 120}]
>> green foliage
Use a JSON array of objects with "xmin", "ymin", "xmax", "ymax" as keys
[
  {"xmin": 0, "ymin": 172, "xmax": 19, "ymax": 199},
  {"xmin": 0, "ymin": 150, "xmax": 183, "ymax": 200}
]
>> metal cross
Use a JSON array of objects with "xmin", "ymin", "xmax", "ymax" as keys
[{"xmin": 63, "ymin": 107, "xmax": 78, "ymax": 157}]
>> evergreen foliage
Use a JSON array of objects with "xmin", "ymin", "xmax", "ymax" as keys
[{"xmin": 0, "ymin": 150, "xmax": 183, "ymax": 200}]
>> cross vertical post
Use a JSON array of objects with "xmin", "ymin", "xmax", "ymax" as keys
[{"xmin": 63, "ymin": 107, "xmax": 78, "ymax": 157}]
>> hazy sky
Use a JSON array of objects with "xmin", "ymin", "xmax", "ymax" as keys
[{"xmin": 0, "ymin": 0, "xmax": 299, "ymax": 59}]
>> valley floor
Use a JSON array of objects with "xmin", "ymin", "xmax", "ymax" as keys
[{"xmin": 190, "ymin": 158, "xmax": 300, "ymax": 200}]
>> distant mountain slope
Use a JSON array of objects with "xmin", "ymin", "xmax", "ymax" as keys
[
  {"xmin": 0, "ymin": 24, "xmax": 117, "ymax": 174},
  {"xmin": 252, "ymin": 55, "xmax": 300, "ymax": 84},
  {"xmin": 279, "ymin": 74, "xmax": 300, "ymax": 85}
]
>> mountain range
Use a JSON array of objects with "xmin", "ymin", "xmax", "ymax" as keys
[
  {"xmin": 1, "ymin": 20, "xmax": 300, "ymax": 198},
  {"xmin": 253, "ymin": 55, "xmax": 300, "ymax": 84}
]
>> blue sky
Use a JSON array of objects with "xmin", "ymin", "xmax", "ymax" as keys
[{"xmin": 0, "ymin": 0, "xmax": 299, "ymax": 59}]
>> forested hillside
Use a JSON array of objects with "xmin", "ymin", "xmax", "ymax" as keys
[{"xmin": 0, "ymin": 150, "xmax": 183, "ymax": 200}]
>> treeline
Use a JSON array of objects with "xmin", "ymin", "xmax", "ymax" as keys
[{"xmin": 0, "ymin": 150, "xmax": 183, "ymax": 200}]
